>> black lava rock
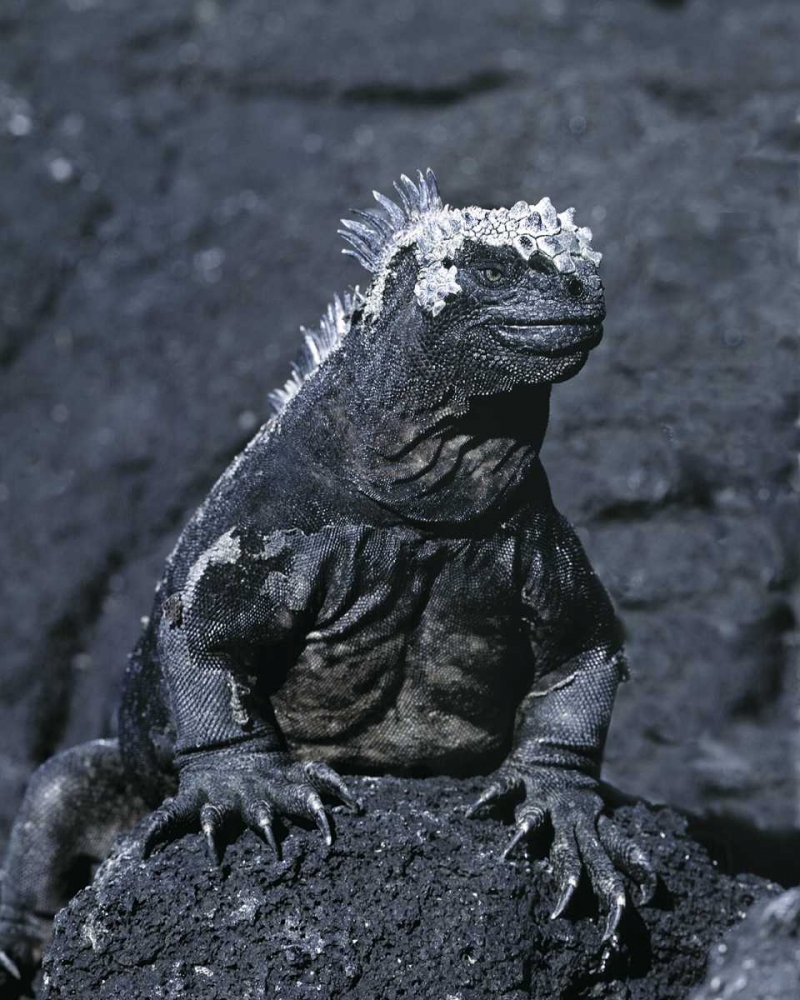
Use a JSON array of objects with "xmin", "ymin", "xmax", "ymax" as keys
[{"xmin": 40, "ymin": 777, "xmax": 777, "ymax": 1000}]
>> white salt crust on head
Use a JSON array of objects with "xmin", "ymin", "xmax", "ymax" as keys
[
  {"xmin": 339, "ymin": 168, "xmax": 601, "ymax": 318},
  {"xmin": 270, "ymin": 169, "xmax": 602, "ymax": 414}
]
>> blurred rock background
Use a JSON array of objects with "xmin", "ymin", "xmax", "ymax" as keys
[{"xmin": 0, "ymin": 0, "xmax": 798, "ymax": 881}]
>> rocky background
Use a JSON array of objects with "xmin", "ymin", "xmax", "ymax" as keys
[{"xmin": 0, "ymin": 0, "xmax": 798, "ymax": 943}]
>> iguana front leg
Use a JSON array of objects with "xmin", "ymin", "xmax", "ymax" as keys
[
  {"xmin": 141, "ymin": 527, "xmax": 360, "ymax": 861},
  {"xmin": 467, "ymin": 653, "xmax": 656, "ymax": 941}
]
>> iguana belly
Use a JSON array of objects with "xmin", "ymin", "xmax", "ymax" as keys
[{"xmin": 271, "ymin": 527, "xmax": 534, "ymax": 774}]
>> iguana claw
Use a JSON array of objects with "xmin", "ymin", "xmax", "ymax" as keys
[
  {"xmin": 0, "ymin": 948, "xmax": 21, "ymax": 980},
  {"xmin": 141, "ymin": 750, "xmax": 358, "ymax": 862},
  {"xmin": 467, "ymin": 766, "xmax": 656, "ymax": 942}
]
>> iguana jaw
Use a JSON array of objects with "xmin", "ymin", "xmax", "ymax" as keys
[{"xmin": 491, "ymin": 319, "xmax": 603, "ymax": 357}]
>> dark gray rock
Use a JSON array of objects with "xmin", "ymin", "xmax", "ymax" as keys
[
  {"xmin": 39, "ymin": 778, "xmax": 777, "ymax": 1000},
  {"xmin": 1, "ymin": 0, "xmax": 798, "ymax": 918},
  {"xmin": 691, "ymin": 888, "xmax": 800, "ymax": 1000}
]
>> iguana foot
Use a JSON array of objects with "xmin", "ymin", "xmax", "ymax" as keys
[
  {"xmin": 466, "ymin": 766, "xmax": 656, "ymax": 942},
  {"xmin": 142, "ymin": 750, "xmax": 362, "ymax": 862}
]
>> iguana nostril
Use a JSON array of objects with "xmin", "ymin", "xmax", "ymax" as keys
[{"xmin": 567, "ymin": 277, "xmax": 584, "ymax": 298}]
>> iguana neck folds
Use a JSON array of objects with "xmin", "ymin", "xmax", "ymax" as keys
[{"xmin": 294, "ymin": 344, "xmax": 552, "ymax": 526}]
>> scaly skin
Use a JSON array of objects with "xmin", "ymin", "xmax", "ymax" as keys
[{"xmin": 0, "ymin": 171, "xmax": 655, "ymax": 988}]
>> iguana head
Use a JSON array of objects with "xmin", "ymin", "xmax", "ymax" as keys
[
  {"xmin": 339, "ymin": 168, "xmax": 605, "ymax": 400},
  {"xmin": 269, "ymin": 171, "xmax": 606, "ymax": 522}
]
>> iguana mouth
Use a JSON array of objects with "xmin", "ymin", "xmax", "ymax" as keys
[{"xmin": 492, "ymin": 319, "xmax": 603, "ymax": 356}]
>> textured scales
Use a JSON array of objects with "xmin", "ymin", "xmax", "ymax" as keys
[{"xmin": 1, "ymin": 170, "xmax": 654, "ymax": 988}]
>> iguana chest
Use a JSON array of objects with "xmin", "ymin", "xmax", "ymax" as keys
[{"xmin": 272, "ymin": 525, "xmax": 535, "ymax": 773}]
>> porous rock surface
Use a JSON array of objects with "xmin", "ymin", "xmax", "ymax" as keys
[{"xmin": 40, "ymin": 777, "xmax": 776, "ymax": 1000}]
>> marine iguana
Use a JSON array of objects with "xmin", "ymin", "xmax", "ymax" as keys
[{"xmin": 0, "ymin": 169, "xmax": 655, "ymax": 986}]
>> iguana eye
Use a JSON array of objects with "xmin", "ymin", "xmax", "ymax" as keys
[{"xmin": 481, "ymin": 267, "xmax": 504, "ymax": 284}]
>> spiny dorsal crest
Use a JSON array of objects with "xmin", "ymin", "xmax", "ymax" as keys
[
  {"xmin": 338, "ymin": 169, "xmax": 444, "ymax": 272},
  {"xmin": 340, "ymin": 168, "xmax": 602, "ymax": 318},
  {"xmin": 269, "ymin": 289, "xmax": 362, "ymax": 413}
]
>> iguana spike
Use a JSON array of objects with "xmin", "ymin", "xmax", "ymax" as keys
[
  {"xmin": 394, "ymin": 174, "xmax": 417, "ymax": 216},
  {"xmin": 340, "ymin": 244, "xmax": 375, "ymax": 271},
  {"xmin": 352, "ymin": 208, "xmax": 394, "ymax": 238},
  {"xmin": 424, "ymin": 168, "xmax": 441, "ymax": 208},
  {"xmin": 372, "ymin": 191, "xmax": 405, "ymax": 228},
  {"xmin": 302, "ymin": 331, "xmax": 323, "ymax": 367},
  {"xmin": 417, "ymin": 170, "xmax": 430, "ymax": 212},
  {"xmin": 339, "ymin": 218, "xmax": 384, "ymax": 253},
  {"xmin": 270, "ymin": 286, "xmax": 359, "ymax": 414},
  {"xmin": 338, "ymin": 228, "xmax": 380, "ymax": 271}
]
